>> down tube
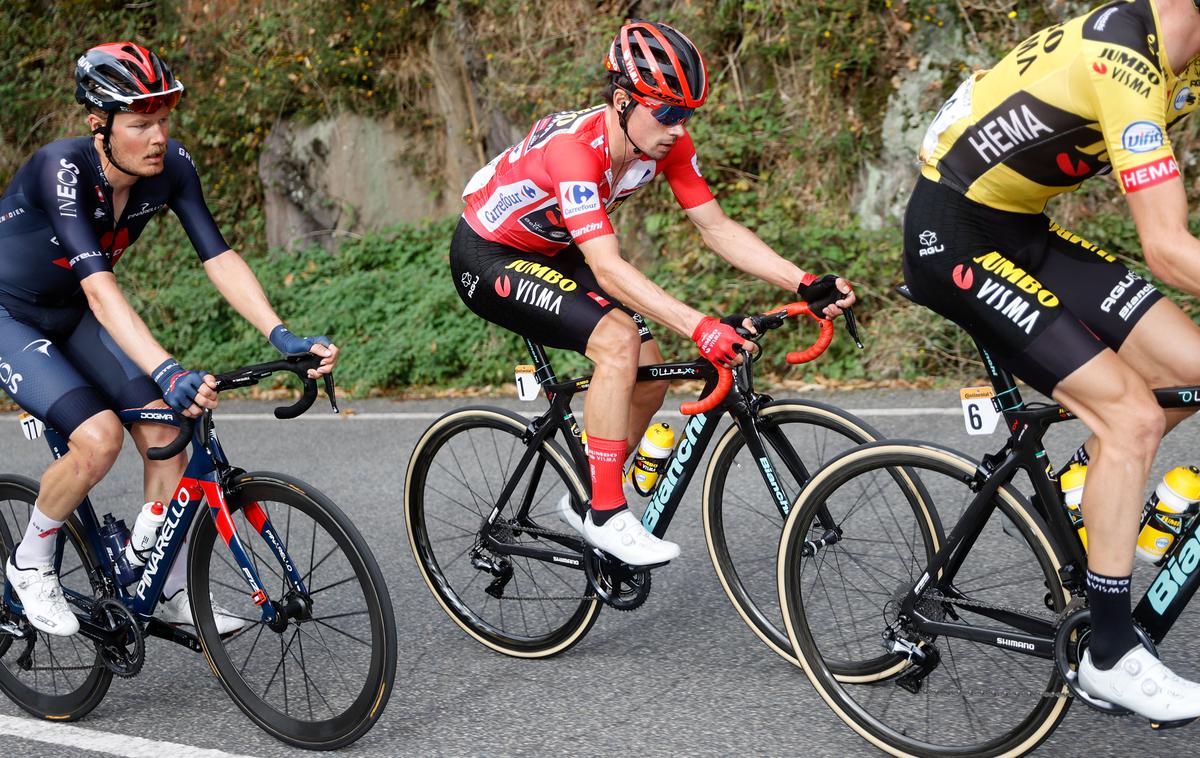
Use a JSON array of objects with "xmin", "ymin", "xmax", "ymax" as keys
[{"xmin": 642, "ymin": 409, "xmax": 723, "ymax": 538}]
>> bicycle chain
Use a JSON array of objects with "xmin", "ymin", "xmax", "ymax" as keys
[{"xmin": 920, "ymin": 589, "xmax": 1061, "ymax": 625}]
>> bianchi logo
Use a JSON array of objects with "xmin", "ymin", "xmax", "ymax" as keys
[{"xmin": 995, "ymin": 637, "xmax": 1035, "ymax": 651}]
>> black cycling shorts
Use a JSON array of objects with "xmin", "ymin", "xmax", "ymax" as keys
[
  {"xmin": 902, "ymin": 176, "xmax": 1163, "ymax": 396},
  {"xmin": 0, "ymin": 295, "xmax": 161, "ymax": 437},
  {"xmin": 449, "ymin": 217, "xmax": 652, "ymax": 354}
]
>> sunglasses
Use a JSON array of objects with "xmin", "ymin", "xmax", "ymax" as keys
[
  {"xmin": 626, "ymin": 91, "xmax": 693, "ymax": 126},
  {"xmin": 118, "ymin": 82, "xmax": 184, "ymax": 114}
]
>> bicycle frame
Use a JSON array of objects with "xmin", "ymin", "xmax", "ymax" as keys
[
  {"xmin": 896, "ymin": 338, "xmax": 1200, "ymax": 657},
  {"xmin": 9, "ymin": 407, "xmax": 304, "ymax": 636}
]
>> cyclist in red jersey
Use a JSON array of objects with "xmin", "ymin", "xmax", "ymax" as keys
[{"xmin": 452, "ymin": 20, "xmax": 855, "ymax": 565}]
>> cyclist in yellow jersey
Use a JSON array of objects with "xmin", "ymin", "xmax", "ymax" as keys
[{"xmin": 904, "ymin": 0, "xmax": 1200, "ymax": 722}]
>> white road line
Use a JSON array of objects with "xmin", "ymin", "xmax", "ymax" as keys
[{"xmin": 0, "ymin": 715, "xmax": 259, "ymax": 758}]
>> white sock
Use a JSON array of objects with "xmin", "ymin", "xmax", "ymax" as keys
[
  {"xmin": 162, "ymin": 535, "xmax": 189, "ymax": 597},
  {"xmin": 14, "ymin": 504, "xmax": 65, "ymax": 568}
]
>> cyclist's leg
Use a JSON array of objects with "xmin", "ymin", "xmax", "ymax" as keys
[
  {"xmin": 1115, "ymin": 297, "xmax": 1200, "ymax": 433},
  {"xmin": 0, "ymin": 303, "xmax": 121, "ymax": 634},
  {"xmin": 628, "ymin": 333, "xmax": 669, "ymax": 453}
]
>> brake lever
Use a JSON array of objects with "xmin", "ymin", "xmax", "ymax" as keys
[
  {"xmin": 842, "ymin": 306, "xmax": 864, "ymax": 349},
  {"xmin": 323, "ymin": 373, "xmax": 340, "ymax": 413}
]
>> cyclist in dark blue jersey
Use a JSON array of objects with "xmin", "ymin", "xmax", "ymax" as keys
[{"xmin": 1, "ymin": 42, "xmax": 339, "ymax": 636}]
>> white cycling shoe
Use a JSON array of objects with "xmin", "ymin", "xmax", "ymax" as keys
[
  {"xmin": 557, "ymin": 493, "xmax": 584, "ymax": 534},
  {"xmin": 6, "ymin": 557, "xmax": 79, "ymax": 636},
  {"xmin": 1077, "ymin": 646, "xmax": 1200, "ymax": 724},
  {"xmin": 154, "ymin": 589, "xmax": 250, "ymax": 635},
  {"xmin": 581, "ymin": 509, "xmax": 680, "ymax": 566}
]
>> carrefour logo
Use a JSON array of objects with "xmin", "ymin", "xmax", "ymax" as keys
[
  {"xmin": 1121, "ymin": 121, "xmax": 1164, "ymax": 154},
  {"xmin": 478, "ymin": 180, "xmax": 548, "ymax": 232},
  {"xmin": 560, "ymin": 181, "xmax": 601, "ymax": 218}
]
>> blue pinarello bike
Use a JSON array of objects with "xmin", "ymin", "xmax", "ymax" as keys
[{"xmin": 0, "ymin": 355, "xmax": 396, "ymax": 750}]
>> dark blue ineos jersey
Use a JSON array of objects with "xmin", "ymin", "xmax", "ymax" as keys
[{"xmin": 0, "ymin": 137, "xmax": 229, "ymax": 305}]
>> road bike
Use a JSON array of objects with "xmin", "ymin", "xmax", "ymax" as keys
[
  {"xmin": 406, "ymin": 302, "xmax": 895, "ymax": 661},
  {"xmin": 0, "ymin": 354, "xmax": 396, "ymax": 750},
  {"xmin": 776, "ymin": 286, "xmax": 1200, "ymax": 756}
]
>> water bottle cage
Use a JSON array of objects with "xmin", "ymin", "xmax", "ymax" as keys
[{"xmin": 1141, "ymin": 502, "xmax": 1199, "ymax": 535}]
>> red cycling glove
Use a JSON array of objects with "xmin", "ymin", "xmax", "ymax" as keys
[{"xmin": 692, "ymin": 316, "xmax": 744, "ymax": 366}]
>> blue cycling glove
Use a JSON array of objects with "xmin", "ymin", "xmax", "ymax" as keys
[
  {"xmin": 269, "ymin": 324, "xmax": 332, "ymax": 356},
  {"xmin": 152, "ymin": 358, "xmax": 209, "ymax": 414}
]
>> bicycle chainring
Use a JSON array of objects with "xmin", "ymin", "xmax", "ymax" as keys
[
  {"xmin": 93, "ymin": 597, "xmax": 145, "ymax": 678},
  {"xmin": 583, "ymin": 549, "xmax": 652, "ymax": 611}
]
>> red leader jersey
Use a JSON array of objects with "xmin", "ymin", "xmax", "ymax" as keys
[{"xmin": 462, "ymin": 105, "xmax": 714, "ymax": 254}]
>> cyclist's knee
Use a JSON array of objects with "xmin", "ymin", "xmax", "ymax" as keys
[
  {"xmin": 1091, "ymin": 391, "xmax": 1163, "ymax": 463},
  {"xmin": 586, "ymin": 311, "xmax": 641, "ymax": 369},
  {"xmin": 68, "ymin": 412, "xmax": 123, "ymax": 483}
]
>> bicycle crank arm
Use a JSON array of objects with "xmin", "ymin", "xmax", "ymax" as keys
[
  {"xmin": 145, "ymin": 618, "xmax": 202, "ymax": 652},
  {"xmin": 73, "ymin": 616, "xmax": 138, "ymax": 647}
]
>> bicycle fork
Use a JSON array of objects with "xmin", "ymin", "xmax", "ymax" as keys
[{"xmin": 198, "ymin": 479, "xmax": 310, "ymax": 629}]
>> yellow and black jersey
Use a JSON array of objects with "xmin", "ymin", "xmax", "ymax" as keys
[{"xmin": 920, "ymin": 0, "xmax": 1200, "ymax": 214}]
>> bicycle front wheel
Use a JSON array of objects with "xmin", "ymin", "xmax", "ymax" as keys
[
  {"xmin": 779, "ymin": 441, "xmax": 1072, "ymax": 757},
  {"xmin": 702, "ymin": 400, "xmax": 884, "ymax": 665},
  {"xmin": 0, "ymin": 475, "xmax": 112, "ymax": 720},
  {"xmin": 406, "ymin": 407, "xmax": 600, "ymax": 658},
  {"xmin": 189, "ymin": 472, "xmax": 396, "ymax": 751}
]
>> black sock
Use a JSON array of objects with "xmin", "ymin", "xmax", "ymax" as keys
[
  {"xmin": 590, "ymin": 504, "xmax": 628, "ymax": 526},
  {"xmin": 1086, "ymin": 569, "xmax": 1140, "ymax": 669}
]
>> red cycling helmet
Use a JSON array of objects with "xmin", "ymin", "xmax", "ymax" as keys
[
  {"xmin": 605, "ymin": 20, "xmax": 708, "ymax": 110},
  {"xmin": 75, "ymin": 42, "xmax": 183, "ymax": 114}
]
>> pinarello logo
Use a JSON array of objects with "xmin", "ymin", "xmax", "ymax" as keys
[
  {"xmin": 1056, "ymin": 152, "xmax": 1089, "ymax": 178},
  {"xmin": 1092, "ymin": 62, "xmax": 1108, "ymax": 75},
  {"xmin": 952, "ymin": 264, "xmax": 974, "ymax": 290},
  {"xmin": 494, "ymin": 275, "xmax": 511, "ymax": 297}
]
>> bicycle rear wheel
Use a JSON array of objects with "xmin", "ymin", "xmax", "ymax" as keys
[
  {"xmin": 406, "ymin": 407, "xmax": 600, "ymax": 658},
  {"xmin": 189, "ymin": 472, "xmax": 396, "ymax": 750},
  {"xmin": 779, "ymin": 442, "xmax": 1072, "ymax": 757},
  {"xmin": 702, "ymin": 400, "xmax": 884, "ymax": 665},
  {"xmin": 0, "ymin": 475, "xmax": 111, "ymax": 720}
]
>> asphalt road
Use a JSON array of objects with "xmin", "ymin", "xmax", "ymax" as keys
[{"xmin": 1, "ymin": 389, "xmax": 1198, "ymax": 757}]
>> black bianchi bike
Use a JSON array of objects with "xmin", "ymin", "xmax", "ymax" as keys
[
  {"xmin": 777, "ymin": 287, "xmax": 1200, "ymax": 756},
  {"xmin": 406, "ymin": 301, "xmax": 898, "ymax": 660},
  {"xmin": 0, "ymin": 355, "xmax": 396, "ymax": 750}
]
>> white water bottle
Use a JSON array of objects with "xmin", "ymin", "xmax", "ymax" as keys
[{"xmin": 125, "ymin": 501, "xmax": 166, "ymax": 567}]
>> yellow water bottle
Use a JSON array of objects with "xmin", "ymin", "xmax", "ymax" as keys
[
  {"xmin": 1060, "ymin": 463, "xmax": 1088, "ymax": 552},
  {"xmin": 626, "ymin": 423, "xmax": 676, "ymax": 497},
  {"xmin": 1136, "ymin": 466, "xmax": 1200, "ymax": 564}
]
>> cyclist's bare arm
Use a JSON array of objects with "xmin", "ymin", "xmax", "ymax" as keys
[
  {"xmin": 1126, "ymin": 176, "xmax": 1200, "ymax": 296},
  {"xmin": 204, "ymin": 249, "xmax": 339, "ymax": 375},
  {"xmin": 81, "ymin": 272, "xmax": 217, "ymax": 406},
  {"xmin": 577, "ymin": 233, "xmax": 756, "ymax": 348},
  {"xmin": 683, "ymin": 199, "xmax": 856, "ymax": 315}
]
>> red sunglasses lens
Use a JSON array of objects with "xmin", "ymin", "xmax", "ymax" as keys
[{"xmin": 127, "ymin": 90, "xmax": 181, "ymax": 114}]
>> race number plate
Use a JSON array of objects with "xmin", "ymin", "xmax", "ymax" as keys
[
  {"xmin": 18, "ymin": 412, "xmax": 45, "ymax": 441},
  {"xmin": 515, "ymin": 365, "xmax": 539, "ymax": 401},
  {"xmin": 960, "ymin": 387, "xmax": 999, "ymax": 435}
]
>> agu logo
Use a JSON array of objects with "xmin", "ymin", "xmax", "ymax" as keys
[
  {"xmin": 952, "ymin": 264, "xmax": 974, "ymax": 290},
  {"xmin": 560, "ymin": 181, "xmax": 601, "ymax": 218}
]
